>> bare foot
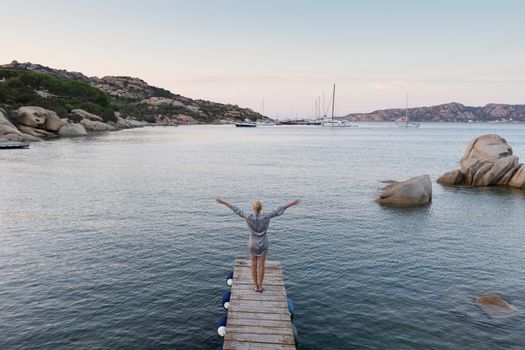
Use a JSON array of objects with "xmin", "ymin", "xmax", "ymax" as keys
[
  {"xmin": 257, "ymin": 286, "xmax": 264, "ymax": 293},
  {"xmin": 253, "ymin": 285, "xmax": 258, "ymax": 292}
]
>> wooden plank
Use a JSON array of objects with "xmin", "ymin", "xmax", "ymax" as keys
[
  {"xmin": 226, "ymin": 325, "xmax": 293, "ymax": 335},
  {"xmin": 234, "ymin": 267, "xmax": 282, "ymax": 272},
  {"xmin": 225, "ymin": 332, "xmax": 295, "ymax": 345},
  {"xmin": 233, "ymin": 280, "xmax": 285, "ymax": 286},
  {"xmin": 228, "ymin": 312, "xmax": 291, "ymax": 321},
  {"xmin": 227, "ymin": 318, "xmax": 292, "ymax": 328},
  {"xmin": 233, "ymin": 276, "xmax": 284, "ymax": 283},
  {"xmin": 233, "ymin": 271, "xmax": 283, "ymax": 278},
  {"xmin": 223, "ymin": 340, "xmax": 295, "ymax": 350},
  {"xmin": 234, "ymin": 293, "xmax": 287, "ymax": 302},
  {"xmin": 229, "ymin": 299, "xmax": 290, "ymax": 310},
  {"xmin": 232, "ymin": 284, "xmax": 285, "ymax": 291},
  {"xmin": 231, "ymin": 293, "xmax": 287, "ymax": 302},
  {"xmin": 235, "ymin": 260, "xmax": 282, "ymax": 269}
]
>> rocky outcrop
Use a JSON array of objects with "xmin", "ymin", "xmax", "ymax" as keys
[
  {"xmin": 80, "ymin": 119, "xmax": 115, "ymax": 131},
  {"xmin": 476, "ymin": 294, "xmax": 520, "ymax": 319},
  {"xmin": 437, "ymin": 169, "xmax": 464, "ymax": 185},
  {"xmin": 508, "ymin": 165, "xmax": 525, "ymax": 188},
  {"xmin": 1, "ymin": 61, "xmax": 90, "ymax": 81},
  {"xmin": 18, "ymin": 125, "xmax": 59, "ymax": 139},
  {"xmin": 107, "ymin": 115, "xmax": 149, "ymax": 129},
  {"xmin": 71, "ymin": 109, "xmax": 104, "ymax": 122},
  {"xmin": 346, "ymin": 102, "xmax": 525, "ymax": 122},
  {"xmin": 16, "ymin": 106, "xmax": 48, "ymax": 127},
  {"xmin": 438, "ymin": 134, "xmax": 525, "ymax": 189},
  {"xmin": 2, "ymin": 61, "xmax": 269, "ymax": 124},
  {"xmin": 3, "ymin": 105, "xmax": 148, "ymax": 140},
  {"xmin": 58, "ymin": 123, "xmax": 87, "ymax": 137},
  {"xmin": 13, "ymin": 106, "xmax": 69, "ymax": 138},
  {"xmin": 1, "ymin": 108, "xmax": 42, "ymax": 142},
  {"xmin": 45, "ymin": 113, "xmax": 67, "ymax": 131},
  {"xmin": 377, "ymin": 175, "xmax": 432, "ymax": 207}
]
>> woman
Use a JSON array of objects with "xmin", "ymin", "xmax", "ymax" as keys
[{"xmin": 216, "ymin": 198, "xmax": 301, "ymax": 292}]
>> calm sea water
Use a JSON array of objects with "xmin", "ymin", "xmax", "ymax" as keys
[{"xmin": 1, "ymin": 123, "xmax": 524, "ymax": 349}]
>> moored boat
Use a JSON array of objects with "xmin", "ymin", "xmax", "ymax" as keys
[
  {"xmin": 0, "ymin": 142, "xmax": 30, "ymax": 149},
  {"xmin": 235, "ymin": 118, "xmax": 256, "ymax": 127},
  {"xmin": 322, "ymin": 84, "xmax": 358, "ymax": 127},
  {"xmin": 397, "ymin": 94, "xmax": 420, "ymax": 127}
]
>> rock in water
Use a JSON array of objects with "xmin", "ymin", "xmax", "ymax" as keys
[
  {"xmin": 45, "ymin": 113, "xmax": 67, "ymax": 131},
  {"xmin": 15, "ymin": 106, "xmax": 54, "ymax": 127},
  {"xmin": 476, "ymin": 294, "xmax": 520, "ymax": 319},
  {"xmin": 439, "ymin": 134, "xmax": 524, "ymax": 188},
  {"xmin": 18, "ymin": 125, "xmax": 58, "ymax": 139},
  {"xmin": 58, "ymin": 123, "xmax": 87, "ymax": 137},
  {"xmin": 0, "ymin": 108, "xmax": 23, "ymax": 140},
  {"xmin": 437, "ymin": 169, "xmax": 464, "ymax": 185},
  {"xmin": 80, "ymin": 119, "xmax": 115, "ymax": 131},
  {"xmin": 71, "ymin": 109, "xmax": 104, "ymax": 122},
  {"xmin": 508, "ymin": 165, "xmax": 525, "ymax": 189},
  {"xmin": 377, "ymin": 175, "xmax": 432, "ymax": 207}
]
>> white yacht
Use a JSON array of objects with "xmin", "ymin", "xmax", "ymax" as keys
[
  {"xmin": 322, "ymin": 84, "xmax": 358, "ymax": 127},
  {"xmin": 235, "ymin": 118, "xmax": 257, "ymax": 127},
  {"xmin": 256, "ymin": 121, "xmax": 275, "ymax": 127},
  {"xmin": 322, "ymin": 120, "xmax": 356, "ymax": 127}
]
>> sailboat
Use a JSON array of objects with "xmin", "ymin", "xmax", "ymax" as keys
[
  {"xmin": 397, "ymin": 94, "xmax": 420, "ymax": 127},
  {"xmin": 255, "ymin": 99, "xmax": 275, "ymax": 126},
  {"xmin": 322, "ymin": 84, "xmax": 357, "ymax": 127}
]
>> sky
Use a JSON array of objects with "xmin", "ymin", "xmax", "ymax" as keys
[{"xmin": 1, "ymin": 0, "xmax": 524, "ymax": 118}]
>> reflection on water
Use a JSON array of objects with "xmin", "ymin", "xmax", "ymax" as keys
[{"xmin": 1, "ymin": 123, "xmax": 524, "ymax": 349}]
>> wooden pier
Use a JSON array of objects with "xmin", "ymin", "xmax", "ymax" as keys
[{"xmin": 223, "ymin": 259, "xmax": 296, "ymax": 350}]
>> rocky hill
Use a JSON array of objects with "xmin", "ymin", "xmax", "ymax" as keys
[
  {"xmin": 1, "ymin": 61, "xmax": 267, "ymax": 124},
  {"xmin": 345, "ymin": 102, "xmax": 525, "ymax": 122}
]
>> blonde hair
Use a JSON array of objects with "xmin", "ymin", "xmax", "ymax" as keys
[{"xmin": 252, "ymin": 200, "xmax": 262, "ymax": 214}]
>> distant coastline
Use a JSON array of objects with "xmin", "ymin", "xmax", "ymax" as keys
[
  {"xmin": 0, "ymin": 61, "xmax": 269, "ymax": 127},
  {"xmin": 2, "ymin": 61, "xmax": 525, "ymax": 141},
  {"xmin": 345, "ymin": 102, "xmax": 525, "ymax": 123}
]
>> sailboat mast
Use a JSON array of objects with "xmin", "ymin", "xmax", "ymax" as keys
[
  {"xmin": 322, "ymin": 91, "xmax": 325, "ymax": 118},
  {"xmin": 318, "ymin": 96, "xmax": 321, "ymax": 119},
  {"xmin": 405, "ymin": 93, "xmax": 409, "ymax": 120},
  {"xmin": 331, "ymin": 84, "xmax": 336, "ymax": 120}
]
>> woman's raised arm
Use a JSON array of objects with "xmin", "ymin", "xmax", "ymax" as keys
[
  {"xmin": 216, "ymin": 198, "xmax": 234, "ymax": 210},
  {"xmin": 216, "ymin": 198, "xmax": 248, "ymax": 218},
  {"xmin": 282, "ymin": 199, "xmax": 301, "ymax": 209}
]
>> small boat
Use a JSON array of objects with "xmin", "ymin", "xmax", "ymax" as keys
[
  {"xmin": 305, "ymin": 120, "xmax": 322, "ymax": 126},
  {"xmin": 321, "ymin": 120, "xmax": 357, "ymax": 127},
  {"xmin": 256, "ymin": 121, "xmax": 275, "ymax": 127},
  {"xmin": 397, "ymin": 94, "xmax": 420, "ymax": 127},
  {"xmin": 0, "ymin": 142, "xmax": 30, "ymax": 149},
  {"xmin": 235, "ymin": 118, "xmax": 256, "ymax": 127},
  {"xmin": 322, "ymin": 84, "xmax": 358, "ymax": 127}
]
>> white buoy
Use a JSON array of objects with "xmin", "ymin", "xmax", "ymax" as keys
[
  {"xmin": 217, "ymin": 326, "xmax": 227, "ymax": 337},
  {"xmin": 224, "ymin": 301, "xmax": 230, "ymax": 310},
  {"xmin": 226, "ymin": 278, "xmax": 233, "ymax": 287}
]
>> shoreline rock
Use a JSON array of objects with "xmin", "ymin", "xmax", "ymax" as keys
[
  {"xmin": 0, "ymin": 108, "xmax": 42, "ymax": 142},
  {"xmin": 58, "ymin": 123, "xmax": 88, "ymax": 137},
  {"xmin": 0, "ymin": 106, "xmax": 155, "ymax": 143},
  {"xmin": 438, "ymin": 134, "xmax": 525, "ymax": 189}
]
